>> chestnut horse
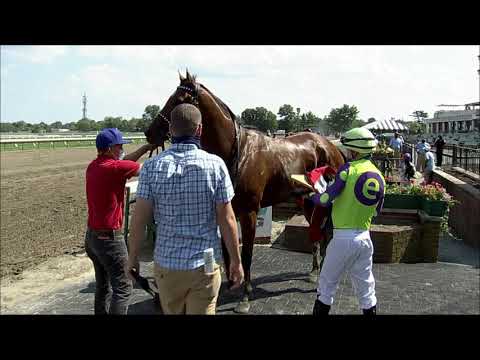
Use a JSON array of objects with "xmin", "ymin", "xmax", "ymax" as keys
[{"xmin": 145, "ymin": 71, "xmax": 344, "ymax": 313}]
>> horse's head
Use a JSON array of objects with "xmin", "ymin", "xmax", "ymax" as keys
[{"xmin": 145, "ymin": 70, "xmax": 201, "ymax": 145}]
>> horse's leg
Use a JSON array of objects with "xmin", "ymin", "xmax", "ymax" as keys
[
  {"xmin": 308, "ymin": 241, "xmax": 321, "ymax": 284},
  {"xmin": 221, "ymin": 237, "xmax": 232, "ymax": 287},
  {"xmin": 234, "ymin": 210, "xmax": 257, "ymax": 314}
]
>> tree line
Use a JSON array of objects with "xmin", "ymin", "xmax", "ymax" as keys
[
  {"xmin": 0, "ymin": 105, "xmax": 161, "ymax": 134},
  {"xmin": 240, "ymin": 104, "xmax": 368, "ymax": 136},
  {"xmin": 1, "ymin": 103, "xmax": 380, "ymax": 136}
]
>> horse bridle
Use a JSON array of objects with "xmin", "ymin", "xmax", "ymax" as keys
[
  {"xmin": 148, "ymin": 84, "xmax": 199, "ymax": 158},
  {"xmin": 153, "ymin": 83, "xmax": 200, "ymax": 135},
  {"xmin": 149, "ymin": 83, "xmax": 242, "ymax": 188},
  {"xmin": 177, "ymin": 83, "xmax": 201, "ymax": 106}
]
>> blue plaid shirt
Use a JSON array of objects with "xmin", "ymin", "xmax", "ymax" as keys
[{"xmin": 136, "ymin": 143, "xmax": 235, "ymax": 270}]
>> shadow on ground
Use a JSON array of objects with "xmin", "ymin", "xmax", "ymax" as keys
[{"xmin": 216, "ymin": 271, "xmax": 316, "ymax": 311}]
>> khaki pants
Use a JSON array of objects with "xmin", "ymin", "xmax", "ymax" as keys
[
  {"xmin": 154, "ymin": 264, "xmax": 221, "ymax": 315},
  {"xmin": 417, "ymin": 153, "xmax": 425, "ymax": 172},
  {"xmin": 393, "ymin": 149, "xmax": 401, "ymax": 169}
]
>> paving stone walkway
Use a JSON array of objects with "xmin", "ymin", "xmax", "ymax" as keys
[{"xmin": 4, "ymin": 234, "xmax": 478, "ymax": 315}]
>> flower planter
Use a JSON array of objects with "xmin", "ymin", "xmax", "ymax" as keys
[
  {"xmin": 384, "ymin": 194, "xmax": 421, "ymax": 210},
  {"xmin": 420, "ymin": 198, "xmax": 448, "ymax": 217}
]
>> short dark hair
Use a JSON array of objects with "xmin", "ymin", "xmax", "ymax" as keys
[{"xmin": 170, "ymin": 104, "xmax": 202, "ymax": 136}]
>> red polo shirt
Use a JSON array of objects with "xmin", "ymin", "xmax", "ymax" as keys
[{"xmin": 86, "ymin": 155, "xmax": 140, "ymax": 230}]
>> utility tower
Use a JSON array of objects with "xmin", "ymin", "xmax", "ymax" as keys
[{"xmin": 82, "ymin": 93, "xmax": 87, "ymax": 120}]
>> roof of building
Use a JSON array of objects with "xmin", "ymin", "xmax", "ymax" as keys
[{"xmin": 362, "ymin": 119, "xmax": 408, "ymax": 131}]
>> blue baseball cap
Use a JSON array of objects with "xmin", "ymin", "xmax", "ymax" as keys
[{"xmin": 96, "ymin": 128, "xmax": 131, "ymax": 150}]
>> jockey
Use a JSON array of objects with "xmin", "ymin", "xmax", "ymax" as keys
[{"xmin": 309, "ymin": 127, "xmax": 385, "ymax": 315}]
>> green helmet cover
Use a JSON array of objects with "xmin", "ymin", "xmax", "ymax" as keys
[{"xmin": 340, "ymin": 127, "xmax": 377, "ymax": 154}]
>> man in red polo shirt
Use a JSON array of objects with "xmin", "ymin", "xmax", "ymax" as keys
[{"xmin": 85, "ymin": 128, "xmax": 156, "ymax": 315}]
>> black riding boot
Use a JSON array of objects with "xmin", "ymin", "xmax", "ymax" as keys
[
  {"xmin": 362, "ymin": 305, "xmax": 376, "ymax": 316},
  {"xmin": 313, "ymin": 299, "xmax": 331, "ymax": 315}
]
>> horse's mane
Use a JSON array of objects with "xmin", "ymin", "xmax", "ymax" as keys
[{"xmin": 199, "ymin": 83, "xmax": 238, "ymax": 122}]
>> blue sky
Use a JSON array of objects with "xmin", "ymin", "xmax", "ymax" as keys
[{"xmin": 1, "ymin": 45, "xmax": 479, "ymax": 124}]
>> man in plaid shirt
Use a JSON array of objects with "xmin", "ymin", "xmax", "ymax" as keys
[{"xmin": 126, "ymin": 104, "xmax": 244, "ymax": 315}]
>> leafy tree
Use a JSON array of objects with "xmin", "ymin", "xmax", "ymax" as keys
[
  {"xmin": 96, "ymin": 120, "xmax": 105, "ymax": 131},
  {"xmin": 142, "ymin": 105, "xmax": 161, "ymax": 130},
  {"xmin": 325, "ymin": 104, "xmax": 360, "ymax": 135},
  {"xmin": 410, "ymin": 110, "xmax": 428, "ymax": 122},
  {"xmin": 406, "ymin": 121, "xmax": 426, "ymax": 135},
  {"xmin": 50, "ymin": 121, "xmax": 63, "ymax": 129},
  {"xmin": 352, "ymin": 118, "xmax": 367, "ymax": 128},
  {"xmin": 64, "ymin": 122, "xmax": 77, "ymax": 130},
  {"xmin": 31, "ymin": 125, "xmax": 42, "ymax": 133},
  {"xmin": 0, "ymin": 123, "xmax": 16, "ymax": 132},
  {"xmin": 128, "ymin": 117, "xmax": 140, "ymax": 132},
  {"xmin": 103, "ymin": 116, "xmax": 124, "ymax": 129},
  {"xmin": 241, "ymin": 107, "xmax": 277, "ymax": 133},
  {"xmin": 277, "ymin": 104, "xmax": 296, "ymax": 132},
  {"xmin": 76, "ymin": 118, "xmax": 93, "ymax": 131},
  {"xmin": 317, "ymin": 117, "xmax": 332, "ymax": 135},
  {"xmin": 12, "ymin": 121, "xmax": 28, "ymax": 132},
  {"xmin": 31, "ymin": 122, "xmax": 49, "ymax": 133},
  {"xmin": 302, "ymin": 111, "xmax": 321, "ymax": 130},
  {"xmin": 119, "ymin": 119, "xmax": 129, "ymax": 132}
]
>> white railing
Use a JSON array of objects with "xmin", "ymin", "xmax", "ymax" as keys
[{"xmin": 0, "ymin": 136, "xmax": 146, "ymax": 144}]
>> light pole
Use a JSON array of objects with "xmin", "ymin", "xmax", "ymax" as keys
[
  {"xmin": 477, "ymin": 46, "xmax": 480, "ymax": 132},
  {"xmin": 296, "ymin": 107, "xmax": 301, "ymax": 132}
]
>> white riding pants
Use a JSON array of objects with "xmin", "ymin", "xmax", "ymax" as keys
[{"xmin": 317, "ymin": 229, "xmax": 377, "ymax": 310}]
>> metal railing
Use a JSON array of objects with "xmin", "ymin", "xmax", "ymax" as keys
[
  {"xmin": 403, "ymin": 143, "xmax": 480, "ymax": 175},
  {"xmin": 0, "ymin": 136, "xmax": 147, "ymax": 151},
  {"xmin": 431, "ymin": 144, "xmax": 480, "ymax": 175}
]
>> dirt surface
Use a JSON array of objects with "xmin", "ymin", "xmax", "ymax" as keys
[
  {"xmin": 0, "ymin": 217, "xmax": 288, "ymax": 313},
  {"xmin": 0, "ymin": 145, "xmax": 148, "ymax": 279}
]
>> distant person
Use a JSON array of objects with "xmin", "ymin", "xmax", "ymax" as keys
[
  {"xmin": 415, "ymin": 139, "xmax": 430, "ymax": 172},
  {"xmin": 423, "ymin": 148, "xmax": 436, "ymax": 184},
  {"xmin": 389, "ymin": 132, "xmax": 404, "ymax": 168},
  {"xmin": 401, "ymin": 153, "xmax": 416, "ymax": 181},
  {"xmin": 433, "ymin": 135, "xmax": 446, "ymax": 167},
  {"xmin": 85, "ymin": 128, "xmax": 157, "ymax": 315}
]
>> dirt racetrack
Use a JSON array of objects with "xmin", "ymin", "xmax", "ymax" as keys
[{"xmin": 0, "ymin": 145, "xmax": 148, "ymax": 279}]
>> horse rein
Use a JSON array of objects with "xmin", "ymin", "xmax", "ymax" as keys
[{"xmin": 148, "ymin": 111, "xmax": 169, "ymax": 158}]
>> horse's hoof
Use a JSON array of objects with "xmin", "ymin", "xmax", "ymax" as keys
[{"xmin": 234, "ymin": 301, "xmax": 250, "ymax": 314}]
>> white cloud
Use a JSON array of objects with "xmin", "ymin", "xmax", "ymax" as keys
[
  {"xmin": 3, "ymin": 45, "xmax": 69, "ymax": 64},
  {"xmin": 3, "ymin": 45, "xmax": 478, "ymax": 124}
]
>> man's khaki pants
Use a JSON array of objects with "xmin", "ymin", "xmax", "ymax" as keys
[
  {"xmin": 154, "ymin": 264, "xmax": 221, "ymax": 315},
  {"xmin": 417, "ymin": 153, "xmax": 426, "ymax": 172},
  {"xmin": 393, "ymin": 149, "xmax": 401, "ymax": 169}
]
